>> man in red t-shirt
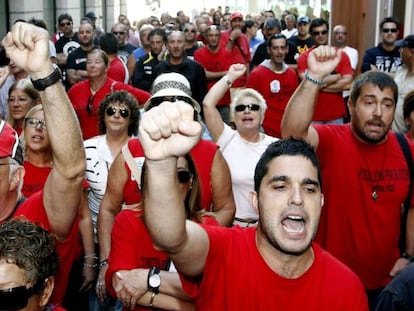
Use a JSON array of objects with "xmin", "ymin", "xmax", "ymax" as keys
[
  {"xmin": 138, "ymin": 102, "xmax": 368, "ymax": 310},
  {"xmin": 0, "ymin": 22, "xmax": 85, "ymax": 306}
]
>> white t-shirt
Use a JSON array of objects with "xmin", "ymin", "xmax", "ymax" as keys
[{"xmin": 217, "ymin": 124, "xmax": 277, "ymax": 219}]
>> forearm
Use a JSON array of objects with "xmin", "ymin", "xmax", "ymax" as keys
[
  {"xmin": 321, "ymin": 74, "xmax": 353, "ymax": 93},
  {"xmin": 144, "ymin": 158, "xmax": 187, "ymax": 252},
  {"xmin": 138, "ymin": 291, "xmax": 195, "ymax": 311},
  {"xmin": 205, "ymin": 70, "xmax": 227, "ymax": 81},
  {"xmin": 67, "ymin": 69, "xmax": 87, "ymax": 85},
  {"xmin": 79, "ymin": 192, "xmax": 96, "ymax": 259},
  {"xmin": 97, "ymin": 207, "xmax": 117, "ymax": 261}
]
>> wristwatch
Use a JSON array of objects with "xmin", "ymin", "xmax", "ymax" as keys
[
  {"xmin": 402, "ymin": 252, "xmax": 414, "ymax": 262},
  {"xmin": 147, "ymin": 267, "xmax": 161, "ymax": 294},
  {"xmin": 31, "ymin": 65, "xmax": 62, "ymax": 91}
]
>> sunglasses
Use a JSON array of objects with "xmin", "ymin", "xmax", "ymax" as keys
[
  {"xmin": 149, "ymin": 96, "xmax": 193, "ymax": 108},
  {"xmin": 177, "ymin": 170, "xmax": 192, "ymax": 183},
  {"xmin": 113, "ymin": 31, "xmax": 126, "ymax": 35},
  {"xmin": 382, "ymin": 28, "xmax": 398, "ymax": 33},
  {"xmin": 25, "ymin": 117, "xmax": 47, "ymax": 130},
  {"xmin": 235, "ymin": 104, "xmax": 261, "ymax": 112},
  {"xmin": 105, "ymin": 106, "xmax": 130, "ymax": 118},
  {"xmin": 0, "ymin": 286, "xmax": 34, "ymax": 311},
  {"xmin": 87, "ymin": 95, "xmax": 94, "ymax": 114},
  {"xmin": 312, "ymin": 30, "xmax": 328, "ymax": 36},
  {"xmin": 59, "ymin": 22, "xmax": 71, "ymax": 27},
  {"xmin": 184, "ymin": 29, "xmax": 197, "ymax": 33}
]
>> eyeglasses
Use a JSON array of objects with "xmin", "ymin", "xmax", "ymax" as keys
[
  {"xmin": 25, "ymin": 117, "xmax": 47, "ymax": 130},
  {"xmin": 149, "ymin": 96, "xmax": 193, "ymax": 108},
  {"xmin": 235, "ymin": 104, "xmax": 261, "ymax": 112},
  {"xmin": 177, "ymin": 170, "xmax": 192, "ymax": 183},
  {"xmin": 8, "ymin": 97, "xmax": 29, "ymax": 105},
  {"xmin": 312, "ymin": 30, "xmax": 328, "ymax": 36},
  {"xmin": 113, "ymin": 31, "xmax": 126, "ymax": 35},
  {"xmin": 105, "ymin": 106, "xmax": 130, "ymax": 118},
  {"xmin": 87, "ymin": 95, "xmax": 94, "ymax": 114},
  {"xmin": 184, "ymin": 29, "xmax": 197, "ymax": 33},
  {"xmin": 0, "ymin": 286, "xmax": 34, "ymax": 311},
  {"xmin": 334, "ymin": 31, "xmax": 347, "ymax": 35},
  {"xmin": 382, "ymin": 28, "xmax": 398, "ymax": 33},
  {"xmin": 59, "ymin": 22, "xmax": 72, "ymax": 27}
]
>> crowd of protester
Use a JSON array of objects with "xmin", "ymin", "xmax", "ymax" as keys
[{"xmin": 0, "ymin": 4, "xmax": 414, "ymax": 311}]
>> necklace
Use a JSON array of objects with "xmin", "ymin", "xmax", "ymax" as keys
[{"xmin": 355, "ymin": 138, "xmax": 388, "ymax": 201}]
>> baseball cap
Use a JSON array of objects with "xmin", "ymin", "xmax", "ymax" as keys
[
  {"xmin": 0, "ymin": 120, "xmax": 23, "ymax": 165},
  {"xmin": 298, "ymin": 16, "xmax": 311, "ymax": 24},
  {"xmin": 264, "ymin": 18, "xmax": 282, "ymax": 30},
  {"xmin": 230, "ymin": 12, "xmax": 243, "ymax": 21},
  {"xmin": 144, "ymin": 73, "xmax": 201, "ymax": 113},
  {"xmin": 395, "ymin": 35, "xmax": 414, "ymax": 49},
  {"xmin": 85, "ymin": 11, "xmax": 97, "ymax": 21}
]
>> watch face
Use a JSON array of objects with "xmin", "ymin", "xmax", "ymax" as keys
[{"xmin": 149, "ymin": 274, "xmax": 161, "ymax": 288}]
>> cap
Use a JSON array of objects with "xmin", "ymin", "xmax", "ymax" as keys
[
  {"xmin": 395, "ymin": 35, "xmax": 414, "ymax": 49},
  {"xmin": 85, "ymin": 11, "xmax": 97, "ymax": 21},
  {"xmin": 0, "ymin": 120, "xmax": 23, "ymax": 165},
  {"xmin": 264, "ymin": 18, "xmax": 281, "ymax": 30},
  {"xmin": 144, "ymin": 73, "xmax": 201, "ymax": 113},
  {"xmin": 297, "ymin": 16, "xmax": 311, "ymax": 24},
  {"xmin": 230, "ymin": 12, "xmax": 243, "ymax": 21}
]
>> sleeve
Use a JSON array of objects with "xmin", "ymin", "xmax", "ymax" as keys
[{"xmin": 297, "ymin": 53, "xmax": 308, "ymax": 74}]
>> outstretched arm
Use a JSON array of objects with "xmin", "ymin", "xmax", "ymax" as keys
[
  {"xmin": 2, "ymin": 22, "xmax": 85, "ymax": 239},
  {"xmin": 281, "ymin": 46, "xmax": 342, "ymax": 148},
  {"xmin": 139, "ymin": 102, "xmax": 209, "ymax": 277}
]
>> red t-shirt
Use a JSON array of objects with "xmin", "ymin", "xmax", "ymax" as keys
[
  {"xmin": 246, "ymin": 63, "xmax": 298, "ymax": 137},
  {"xmin": 107, "ymin": 56, "xmax": 128, "ymax": 83},
  {"xmin": 194, "ymin": 46, "xmax": 232, "ymax": 106},
  {"xmin": 124, "ymin": 139, "xmax": 218, "ymax": 211},
  {"xmin": 13, "ymin": 191, "xmax": 79, "ymax": 305},
  {"xmin": 22, "ymin": 161, "xmax": 52, "ymax": 197},
  {"xmin": 68, "ymin": 78, "xmax": 150, "ymax": 139},
  {"xmin": 297, "ymin": 47, "xmax": 354, "ymax": 121},
  {"xmin": 180, "ymin": 227, "xmax": 368, "ymax": 310},
  {"xmin": 314, "ymin": 124, "xmax": 414, "ymax": 289}
]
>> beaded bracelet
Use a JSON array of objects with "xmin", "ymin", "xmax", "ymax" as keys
[
  {"xmin": 84, "ymin": 253, "xmax": 98, "ymax": 260},
  {"xmin": 83, "ymin": 262, "xmax": 97, "ymax": 268},
  {"xmin": 304, "ymin": 70, "xmax": 324, "ymax": 86},
  {"xmin": 99, "ymin": 259, "xmax": 108, "ymax": 268}
]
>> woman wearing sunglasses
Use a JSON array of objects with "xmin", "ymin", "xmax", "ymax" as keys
[
  {"xmin": 68, "ymin": 48, "xmax": 150, "ymax": 140},
  {"xmin": 84, "ymin": 90, "xmax": 140, "ymax": 310},
  {"xmin": 203, "ymin": 63, "xmax": 278, "ymax": 227},
  {"xmin": 105, "ymin": 154, "xmax": 218, "ymax": 310}
]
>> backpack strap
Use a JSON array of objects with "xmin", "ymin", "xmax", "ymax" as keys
[{"xmin": 395, "ymin": 132, "xmax": 414, "ymax": 254}]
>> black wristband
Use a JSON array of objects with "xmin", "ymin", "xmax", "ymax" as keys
[
  {"xmin": 402, "ymin": 252, "xmax": 414, "ymax": 262},
  {"xmin": 31, "ymin": 66, "xmax": 62, "ymax": 91}
]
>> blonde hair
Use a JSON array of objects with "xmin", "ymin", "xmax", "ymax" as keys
[{"xmin": 229, "ymin": 88, "xmax": 267, "ymax": 121}]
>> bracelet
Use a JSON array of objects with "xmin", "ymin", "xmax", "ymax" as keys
[
  {"xmin": 31, "ymin": 66, "xmax": 62, "ymax": 91},
  {"xmin": 149, "ymin": 292, "xmax": 157, "ymax": 308},
  {"xmin": 304, "ymin": 70, "xmax": 324, "ymax": 86},
  {"xmin": 83, "ymin": 262, "xmax": 97, "ymax": 268},
  {"xmin": 223, "ymin": 75, "xmax": 232, "ymax": 87},
  {"xmin": 402, "ymin": 252, "xmax": 414, "ymax": 262},
  {"xmin": 98, "ymin": 259, "xmax": 108, "ymax": 268},
  {"xmin": 84, "ymin": 253, "xmax": 98, "ymax": 260}
]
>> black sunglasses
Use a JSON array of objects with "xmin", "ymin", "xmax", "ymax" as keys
[
  {"xmin": 184, "ymin": 29, "xmax": 197, "ymax": 33},
  {"xmin": 382, "ymin": 28, "xmax": 398, "ymax": 33},
  {"xmin": 0, "ymin": 286, "xmax": 34, "ymax": 311},
  {"xmin": 113, "ymin": 31, "xmax": 126, "ymax": 35},
  {"xmin": 105, "ymin": 106, "xmax": 130, "ymax": 118},
  {"xmin": 178, "ymin": 170, "xmax": 192, "ymax": 183},
  {"xmin": 86, "ymin": 95, "xmax": 94, "ymax": 114},
  {"xmin": 59, "ymin": 21, "xmax": 71, "ymax": 27},
  {"xmin": 235, "ymin": 104, "xmax": 261, "ymax": 112},
  {"xmin": 312, "ymin": 30, "xmax": 328, "ymax": 36},
  {"xmin": 150, "ymin": 96, "xmax": 193, "ymax": 107}
]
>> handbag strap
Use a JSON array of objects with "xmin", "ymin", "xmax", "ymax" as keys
[
  {"xmin": 122, "ymin": 143, "xmax": 142, "ymax": 191},
  {"xmin": 395, "ymin": 132, "xmax": 413, "ymax": 254}
]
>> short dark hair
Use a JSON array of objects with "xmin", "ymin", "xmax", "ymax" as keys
[
  {"xmin": 310, "ymin": 18, "xmax": 329, "ymax": 34},
  {"xmin": 242, "ymin": 19, "xmax": 255, "ymax": 33},
  {"xmin": 350, "ymin": 71, "xmax": 398, "ymax": 106},
  {"xmin": 379, "ymin": 16, "xmax": 400, "ymax": 30},
  {"xmin": 267, "ymin": 33, "xmax": 287, "ymax": 48},
  {"xmin": 0, "ymin": 218, "xmax": 58, "ymax": 294},
  {"xmin": 403, "ymin": 90, "xmax": 414, "ymax": 120},
  {"xmin": 254, "ymin": 138, "xmax": 321, "ymax": 192},
  {"xmin": 149, "ymin": 28, "xmax": 167, "ymax": 43},
  {"xmin": 99, "ymin": 33, "xmax": 119, "ymax": 54},
  {"xmin": 98, "ymin": 90, "xmax": 140, "ymax": 136},
  {"xmin": 58, "ymin": 13, "xmax": 72, "ymax": 24}
]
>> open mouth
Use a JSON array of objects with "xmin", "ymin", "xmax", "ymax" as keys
[{"xmin": 281, "ymin": 215, "xmax": 305, "ymax": 234}]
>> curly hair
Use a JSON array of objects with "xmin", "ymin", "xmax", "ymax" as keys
[
  {"xmin": 97, "ymin": 90, "xmax": 140, "ymax": 136},
  {"xmin": 0, "ymin": 218, "xmax": 58, "ymax": 294}
]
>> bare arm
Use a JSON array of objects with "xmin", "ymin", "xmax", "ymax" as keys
[
  {"xmin": 321, "ymin": 73, "xmax": 353, "ymax": 93},
  {"xmin": 203, "ymin": 63, "xmax": 246, "ymax": 141},
  {"xmin": 281, "ymin": 46, "xmax": 343, "ymax": 148},
  {"xmin": 56, "ymin": 53, "xmax": 68, "ymax": 66},
  {"xmin": 210, "ymin": 150, "xmax": 235, "ymax": 226},
  {"xmin": 204, "ymin": 69, "xmax": 227, "ymax": 81},
  {"xmin": 126, "ymin": 53, "xmax": 136, "ymax": 83},
  {"xmin": 66, "ymin": 68, "xmax": 88, "ymax": 86},
  {"xmin": 140, "ymin": 102, "xmax": 209, "ymax": 277},
  {"xmin": 3, "ymin": 22, "xmax": 86, "ymax": 239}
]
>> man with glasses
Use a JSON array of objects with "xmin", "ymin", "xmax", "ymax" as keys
[
  {"xmin": 362, "ymin": 17, "xmax": 402, "ymax": 76},
  {"xmin": 297, "ymin": 18, "xmax": 354, "ymax": 124},
  {"xmin": 55, "ymin": 13, "xmax": 79, "ymax": 87},
  {"xmin": 0, "ymin": 22, "xmax": 85, "ymax": 306},
  {"xmin": 183, "ymin": 23, "xmax": 201, "ymax": 59},
  {"xmin": 111, "ymin": 22, "xmax": 137, "ymax": 64}
]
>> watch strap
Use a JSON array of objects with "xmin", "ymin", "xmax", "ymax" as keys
[
  {"xmin": 31, "ymin": 67, "xmax": 62, "ymax": 91},
  {"xmin": 147, "ymin": 267, "xmax": 161, "ymax": 293}
]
